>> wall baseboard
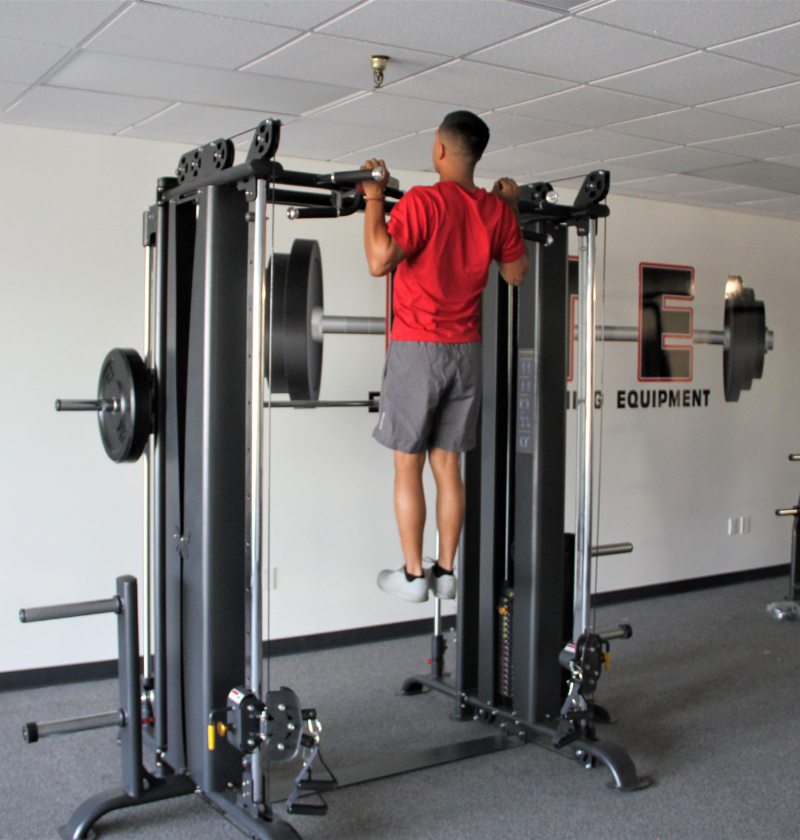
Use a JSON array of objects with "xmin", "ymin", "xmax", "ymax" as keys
[
  {"xmin": 592, "ymin": 563, "xmax": 789, "ymax": 606},
  {"xmin": 1, "ymin": 563, "xmax": 789, "ymax": 693}
]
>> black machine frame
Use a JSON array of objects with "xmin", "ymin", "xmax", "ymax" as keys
[{"xmin": 20, "ymin": 118, "xmax": 644, "ymax": 840}]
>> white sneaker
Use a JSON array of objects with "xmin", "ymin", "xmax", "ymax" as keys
[
  {"xmin": 377, "ymin": 567, "xmax": 429, "ymax": 602},
  {"xmin": 426, "ymin": 565, "xmax": 457, "ymax": 600}
]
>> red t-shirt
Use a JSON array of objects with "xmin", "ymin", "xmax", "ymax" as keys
[{"xmin": 387, "ymin": 180, "xmax": 525, "ymax": 343}]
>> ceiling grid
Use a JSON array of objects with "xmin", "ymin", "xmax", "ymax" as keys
[{"xmin": 1, "ymin": 0, "xmax": 800, "ymax": 219}]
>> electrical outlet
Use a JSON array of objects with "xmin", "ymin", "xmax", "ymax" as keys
[
  {"xmin": 728, "ymin": 516, "xmax": 751, "ymax": 536},
  {"xmin": 263, "ymin": 568, "xmax": 278, "ymax": 590}
]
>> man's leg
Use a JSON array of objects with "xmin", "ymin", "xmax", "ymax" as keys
[
  {"xmin": 394, "ymin": 450, "xmax": 427, "ymax": 577},
  {"xmin": 428, "ymin": 447, "xmax": 464, "ymax": 572}
]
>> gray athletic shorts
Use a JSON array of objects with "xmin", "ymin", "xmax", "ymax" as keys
[{"xmin": 373, "ymin": 340, "xmax": 482, "ymax": 454}]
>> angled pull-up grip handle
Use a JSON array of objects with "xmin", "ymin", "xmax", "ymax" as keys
[
  {"xmin": 790, "ymin": 454, "xmax": 800, "ymax": 461},
  {"xmin": 316, "ymin": 166, "xmax": 387, "ymax": 185}
]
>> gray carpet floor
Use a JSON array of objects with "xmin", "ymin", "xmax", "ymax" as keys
[{"xmin": 1, "ymin": 576, "xmax": 798, "ymax": 840}]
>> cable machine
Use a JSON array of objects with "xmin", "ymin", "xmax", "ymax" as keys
[{"xmin": 19, "ymin": 119, "xmax": 645, "ymax": 840}]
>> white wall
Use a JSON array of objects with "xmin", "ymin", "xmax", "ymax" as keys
[{"xmin": 1, "ymin": 122, "xmax": 799, "ymax": 673}]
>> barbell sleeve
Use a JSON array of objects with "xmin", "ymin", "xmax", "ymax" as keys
[
  {"xmin": 23, "ymin": 709, "xmax": 124, "ymax": 743},
  {"xmin": 776, "ymin": 508, "xmax": 800, "ymax": 516},
  {"xmin": 567, "ymin": 326, "xmax": 770, "ymax": 351},
  {"xmin": 597, "ymin": 624, "xmax": 633, "ymax": 642},
  {"xmin": 591, "ymin": 542, "xmax": 633, "ymax": 557},
  {"xmin": 265, "ymin": 400, "xmax": 378, "ymax": 408},
  {"xmin": 789, "ymin": 455, "xmax": 800, "ymax": 461},
  {"xmin": 55, "ymin": 399, "xmax": 118, "ymax": 412},
  {"xmin": 310, "ymin": 307, "xmax": 386, "ymax": 341},
  {"xmin": 20, "ymin": 596, "xmax": 121, "ymax": 623}
]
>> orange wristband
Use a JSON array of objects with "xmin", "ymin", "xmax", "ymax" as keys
[{"xmin": 365, "ymin": 196, "xmax": 384, "ymax": 202}]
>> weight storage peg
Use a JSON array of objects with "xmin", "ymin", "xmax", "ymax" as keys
[{"xmin": 55, "ymin": 348, "xmax": 152, "ymax": 463}]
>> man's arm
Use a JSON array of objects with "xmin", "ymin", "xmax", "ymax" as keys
[
  {"xmin": 361, "ymin": 158, "xmax": 406, "ymax": 277},
  {"xmin": 493, "ymin": 177, "xmax": 529, "ymax": 287}
]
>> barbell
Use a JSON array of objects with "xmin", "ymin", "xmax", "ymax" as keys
[
  {"xmin": 55, "ymin": 241, "xmax": 773, "ymax": 464},
  {"xmin": 266, "ymin": 240, "xmax": 773, "ymax": 404}
]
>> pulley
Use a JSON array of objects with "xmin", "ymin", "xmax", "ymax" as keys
[{"xmin": 55, "ymin": 348, "xmax": 152, "ymax": 463}]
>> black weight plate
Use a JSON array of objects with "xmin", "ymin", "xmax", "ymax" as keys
[
  {"xmin": 97, "ymin": 348, "xmax": 151, "ymax": 463},
  {"xmin": 283, "ymin": 239, "xmax": 323, "ymax": 401},
  {"xmin": 265, "ymin": 252, "xmax": 290, "ymax": 394},
  {"xmin": 723, "ymin": 287, "xmax": 766, "ymax": 402}
]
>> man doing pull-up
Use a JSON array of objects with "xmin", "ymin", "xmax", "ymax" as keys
[{"xmin": 362, "ymin": 111, "xmax": 528, "ymax": 603}]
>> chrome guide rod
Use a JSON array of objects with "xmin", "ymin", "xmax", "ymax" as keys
[
  {"xmin": 433, "ymin": 530, "xmax": 441, "ymax": 637},
  {"xmin": 142, "ymin": 242, "xmax": 153, "ymax": 682},
  {"xmin": 574, "ymin": 221, "xmax": 596, "ymax": 642},
  {"xmin": 504, "ymin": 286, "xmax": 516, "ymax": 581},
  {"xmin": 249, "ymin": 179, "xmax": 268, "ymax": 806}
]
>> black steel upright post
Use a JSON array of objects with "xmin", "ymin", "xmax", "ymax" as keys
[
  {"xmin": 511, "ymin": 224, "xmax": 569, "ymax": 725},
  {"xmin": 117, "ymin": 575, "xmax": 144, "ymax": 798}
]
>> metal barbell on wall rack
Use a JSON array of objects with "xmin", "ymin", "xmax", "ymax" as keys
[
  {"xmin": 53, "ymin": 243, "xmax": 773, "ymax": 464},
  {"xmin": 263, "ymin": 239, "xmax": 774, "ymax": 405}
]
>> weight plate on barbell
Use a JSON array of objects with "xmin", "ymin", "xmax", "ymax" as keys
[
  {"xmin": 266, "ymin": 252, "xmax": 290, "ymax": 395},
  {"xmin": 723, "ymin": 287, "xmax": 766, "ymax": 402},
  {"xmin": 97, "ymin": 348, "xmax": 152, "ymax": 463},
  {"xmin": 283, "ymin": 239, "xmax": 324, "ymax": 401}
]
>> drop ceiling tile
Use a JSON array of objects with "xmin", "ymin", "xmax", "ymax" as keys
[
  {"xmin": 312, "ymin": 92, "xmax": 450, "ymax": 132},
  {"xmin": 244, "ymin": 33, "xmax": 448, "ymax": 89},
  {"xmin": 334, "ymin": 150, "xmax": 435, "ymax": 171},
  {"xmin": 500, "ymin": 85, "xmax": 680, "ymax": 128},
  {"xmin": 278, "ymin": 117, "xmax": 406, "ymax": 152},
  {"xmin": 699, "ymin": 82, "xmax": 800, "ymax": 125},
  {"xmin": 319, "ymin": 1, "xmax": 561, "ymax": 57},
  {"xmin": 600, "ymin": 162, "xmax": 668, "ymax": 183},
  {"xmin": 118, "ymin": 124, "xmax": 211, "ymax": 145},
  {"xmin": 673, "ymin": 185, "xmax": 791, "ymax": 204},
  {"xmin": 693, "ymin": 128, "xmax": 800, "ymax": 159},
  {"xmin": 129, "ymin": 102, "xmax": 295, "ymax": 142},
  {"xmin": 0, "ymin": 1, "xmax": 126, "ymax": 47},
  {"xmin": 519, "ymin": 160, "xmax": 603, "ymax": 183},
  {"xmin": 536, "ymin": 0, "xmax": 593, "ymax": 7},
  {"xmin": 595, "ymin": 52, "xmax": 797, "ymax": 107},
  {"xmin": 480, "ymin": 145, "xmax": 590, "ymax": 176},
  {"xmin": 737, "ymin": 195, "xmax": 800, "ymax": 212},
  {"xmin": 0, "ymin": 37, "xmax": 69, "ymax": 84},
  {"xmin": 339, "ymin": 128, "xmax": 438, "ymax": 162},
  {"xmin": 6, "ymin": 85, "xmax": 170, "ymax": 131},
  {"xmin": 686, "ymin": 160, "xmax": 800, "ymax": 193},
  {"xmin": 713, "ymin": 22, "xmax": 800, "ymax": 76},
  {"xmin": 0, "ymin": 81, "xmax": 27, "ymax": 110},
  {"xmin": 48, "ymin": 51, "xmax": 358, "ymax": 114},
  {"xmin": 277, "ymin": 142, "xmax": 345, "ymax": 161},
  {"xmin": 605, "ymin": 173, "xmax": 728, "ymax": 196},
  {"xmin": 526, "ymin": 128, "xmax": 670, "ymax": 159},
  {"xmin": 580, "ymin": 0, "xmax": 800, "ymax": 49},
  {"xmin": 0, "ymin": 111, "xmax": 123, "ymax": 134},
  {"xmin": 607, "ymin": 108, "xmax": 772, "ymax": 144},
  {"xmin": 384, "ymin": 60, "xmax": 572, "ymax": 110},
  {"xmin": 157, "ymin": 0, "xmax": 359, "ymax": 29},
  {"xmin": 86, "ymin": 2, "xmax": 300, "ymax": 69},
  {"xmin": 479, "ymin": 111, "xmax": 581, "ymax": 145},
  {"xmin": 609, "ymin": 145, "xmax": 751, "ymax": 173},
  {"xmin": 472, "ymin": 17, "xmax": 690, "ymax": 83},
  {"xmin": 768, "ymin": 152, "xmax": 800, "ymax": 168}
]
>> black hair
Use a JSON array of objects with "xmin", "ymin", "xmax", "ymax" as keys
[{"xmin": 439, "ymin": 111, "xmax": 490, "ymax": 164}]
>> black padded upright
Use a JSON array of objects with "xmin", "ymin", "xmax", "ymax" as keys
[{"xmin": 164, "ymin": 184, "xmax": 249, "ymax": 790}]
